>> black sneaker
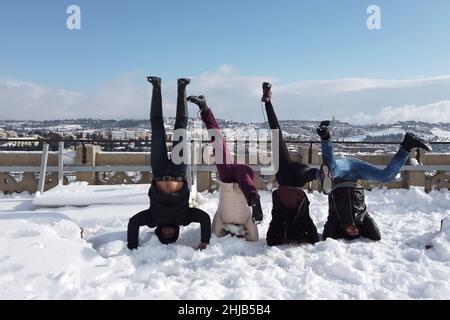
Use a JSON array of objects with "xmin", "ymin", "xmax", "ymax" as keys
[
  {"xmin": 318, "ymin": 164, "xmax": 333, "ymax": 195},
  {"xmin": 317, "ymin": 120, "xmax": 331, "ymax": 141},
  {"xmin": 261, "ymin": 82, "xmax": 272, "ymax": 103},
  {"xmin": 187, "ymin": 95, "xmax": 209, "ymax": 111},
  {"xmin": 178, "ymin": 78, "xmax": 191, "ymax": 87},
  {"xmin": 401, "ymin": 132, "xmax": 432, "ymax": 152},
  {"xmin": 146, "ymin": 76, "xmax": 161, "ymax": 87}
]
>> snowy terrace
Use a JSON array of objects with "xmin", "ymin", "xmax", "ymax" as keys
[{"xmin": 0, "ymin": 183, "xmax": 449, "ymax": 300}]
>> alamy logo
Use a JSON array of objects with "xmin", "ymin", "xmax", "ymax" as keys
[
  {"xmin": 367, "ymin": 5, "xmax": 381, "ymax": 30},
  {"xmin": 66, "ymin": 5, "xmax": 81, "ymax": 30},
  {"xmin": 169, "ymin": 129, "xmax": 280, "ymax": 176}
]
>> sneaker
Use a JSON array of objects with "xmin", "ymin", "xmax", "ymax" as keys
[
  {"xmin": 317, "ymin": 120, "xmax": 331, "ymax": 141},
  {"xmin": 401, "ymin": 132, "xmax": 432, "ymax": 152},
  {"xmin": 318, "ymin": 164, "xmax": 333, "ymax": 195},
  {"xmin": 146, "ymin": 76, "xmax": 161, "ymax": 87},
  {"xmin": 187, "ymin": 95, "xmax": 208, "ymax": 111},
  {"xmin": 261, "ymin": 82, "xmax": 272, "ymax": 103},
  {"xmin": 177, "ymin": 78, "xmax": 191, "ymax": 87}
]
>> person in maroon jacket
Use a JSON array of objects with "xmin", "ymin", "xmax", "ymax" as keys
[{"xmin": 187, "ymin": 95, "xmax": 263, "ymax": 241}]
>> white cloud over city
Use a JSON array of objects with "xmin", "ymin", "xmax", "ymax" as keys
[{"xmin": 1, "ymin": 65, "xmax": 450, "ymax": 124}]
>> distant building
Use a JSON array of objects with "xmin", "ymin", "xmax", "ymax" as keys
[
  {"xmin": 109, "ymin": 130, "xmax": 137, "ymax": 140},
  {"xmin": 1, "ymin": 135, "xmax": 40, "ymax": 147},
  {"xmin": 6, "ymin": 131, "xmax": 18, "ymax": 138}
]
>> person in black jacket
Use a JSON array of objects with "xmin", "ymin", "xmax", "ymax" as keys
[
  {"xmin": 127, "ymin": 77, "xmax": 211, "ymax": 251},
  {"xmin": 317, "ymin": 121, "xmax": 431, "ymax": 241},
  {"xmin": 262, "ymin": 82, "xmax": 320, "ymax": 246},
  {"xmin": 322, "ymin": 183, "xmax": 382, "ymax": 241}
]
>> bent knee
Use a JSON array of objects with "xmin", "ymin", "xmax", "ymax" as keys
[{"xmin": 237, "ymin": 164, "xmax": 254, "ymax": 178}]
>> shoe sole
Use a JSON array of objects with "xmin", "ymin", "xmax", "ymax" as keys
[{"xmin": 320, "ymin": 165, "xmax": 333, "ymax": 195}]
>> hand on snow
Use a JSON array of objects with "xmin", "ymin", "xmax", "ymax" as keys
[
  {"xmin": 196, "ymin": 242, "xmax": 208, "ymax": 251},
  {"xmin": 127, "ymin": 243, "xmax": 138, "ymax": 251},
  {"xmin": 251, "ymin": 195, "xmax": 264, "ymax": 225}
]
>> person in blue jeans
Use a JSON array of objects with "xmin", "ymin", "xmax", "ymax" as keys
[{"xmin": 317, "ymin": 121, "xmax": 431, "ymax": 241}]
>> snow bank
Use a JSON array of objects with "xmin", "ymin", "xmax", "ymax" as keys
[
  {"xmin": 33, "ymin": 182, "xmax": 149, "ymax": 207},
  {"xmin": 0, "ymin": 211, "xmax": 108, "ymax": 299},
  {"xmin": 427, "ymin": 216, "xmax": 450, "ymax": 261},
  {"xmin": 1, "ymin": 186, "xmax": 449, "ymax": 299}
]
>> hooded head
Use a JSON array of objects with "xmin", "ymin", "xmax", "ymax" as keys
[{"xmin": 155, "ymin": 224, "xmax": 180, "ymax": 244}]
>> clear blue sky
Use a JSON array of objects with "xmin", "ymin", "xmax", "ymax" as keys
[{"xmin": 1, "ymin": 0, "xmax": 450, "ymax": 90}]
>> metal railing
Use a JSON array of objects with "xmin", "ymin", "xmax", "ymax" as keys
[{"xmin": 1, "ymin": 138, "xmax": 450, "ymax": 193}]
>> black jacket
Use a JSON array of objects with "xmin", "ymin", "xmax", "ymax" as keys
[
  {"xmin": 148, "ymin": 182, "xmax": 191, "ymax": 226},
  {"xmin": 323, "ymin": 186, "xmax": 381, "ymax": 241},
  {"xmin": 127, "ymin": 182, "xmax": 211, "ymax": 249},
  {"xmin": 328, "ymin": 186, "xmax": 367, "ymax": 227},
  {"xmin": 266, "ymin": 190, "xmax": 319, "ymax": 246}
]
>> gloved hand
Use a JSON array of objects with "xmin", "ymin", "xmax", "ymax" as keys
[
  {"xmin": 127, "ymin": 243, "xmax": 138, "ymax": 251},
  {"xmin": 196, "ymin": 242, "xmax": 208, "ymax": 251},
  {"xmin": 251, "ymin": 194, "xmax": 264, "ymax": 224}
]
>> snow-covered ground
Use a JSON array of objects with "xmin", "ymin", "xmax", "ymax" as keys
[{"xmin": 1, "ymin": 184, "xmax": 449, "ymax": 300}]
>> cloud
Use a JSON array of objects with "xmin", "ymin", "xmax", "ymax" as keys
[
  {"xmin": 278, "ymin": 75, "xmax": 450, "ymax": 96},
  {"xmin": 345, "ymin": 101, "xmax": 450, "ymax": 124},
  {"xmin": 0, "ymin": 74, "xmax": 150, "ymax": 120},
  {"xmin": 1, "ymin": 66, "xmax": 450, "ymax": 123},
  {"xmin": 0, "ymin": 79, "xmax": 83, "ymax": 119}
]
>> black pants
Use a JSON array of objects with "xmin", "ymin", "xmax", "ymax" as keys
[
  {"xmin": 265, "ymin": 102, "xmax": 317, "ymax": 187},
  {"xmin": 151, "ymin": 83, "xmax": 188, "ymax": 178}
]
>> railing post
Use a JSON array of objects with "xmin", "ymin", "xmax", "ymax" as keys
[
  {"xmin": 58, "ymin": 141, "xmax": 64, "ymax": 186},
  {"xmin": 192, "ymin": 138, "xmax": 199, "ymax": 193},
  {"xmin": 308, "ymin": 143, "xmax": 313, "ymax": 164},
  {"xmin": 38, "ymin": 143, "xmax": 49, "ymax": 193},
  {"xmin": 75, "ymin": 144, "xmax": 101, "ymax": 185}
]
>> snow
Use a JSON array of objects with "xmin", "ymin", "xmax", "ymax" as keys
[
  {"xmin": 428, "ymin": 217, "xmax": 450, "ymax": 261},
  {"xmin": 368, "ymin": 127, "xmax": 406, "ymax": 137},
  {"xmin": 1, "ymin": 185, "xmax": 449, "ymax": 300},
  {"xmin": 33, "ymin": 182, "xmax": 149, "ymax": 207},
  {"xmin": 344, "ymin": 127, "xmax": 406, "ymax": 142},
  {"xmin": 431, "ymin": 128, "xmax": 450, "ymax": 141},
  {"xmin": 63, "ymin": 150, "xmax": 76, "ymax": 165}
]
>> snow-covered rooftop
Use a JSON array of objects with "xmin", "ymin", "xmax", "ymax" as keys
[{"xmin": 1, "ymin": 184, "xmax": 449, "ymax": 299}]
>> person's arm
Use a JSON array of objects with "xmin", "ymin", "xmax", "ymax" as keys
[
  {"xmin": 296, "ymin": 165, "xmax": 320, "ymax": 184},
  {"xmin": 266, "ymin": 216, "xmax": 283, "ymax": 246},
  {"xmin": 306, "ymin": 217, "xmax": 320, "ymax": 244},
  {"xmin": 127, "ymin": 209, "xmax": 153, "ymax": 250},
  {"xmin": 212, "ymin": 213, "xmax": 227, "ymax": 238},
  {"xmin": 187, "ymin": 208, "xmax": 212, "ymax": 249},
  {"xmin": 244, "ymin": 218, "xmax": 259, "ymax": 242}
]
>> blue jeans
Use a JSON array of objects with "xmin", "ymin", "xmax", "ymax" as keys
[{"xmin": 321, "ymin": 139, "xmax": 410, "ymax": 182}]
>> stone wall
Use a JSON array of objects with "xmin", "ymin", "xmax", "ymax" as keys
[{"xmin": 1, "ymin": 146, "xmax": 449, "ymax": 194}]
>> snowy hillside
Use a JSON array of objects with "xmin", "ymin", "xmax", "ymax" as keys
[{"xmin": 1, "ymin": 184, "xmax": 449, "ymax": 300}]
